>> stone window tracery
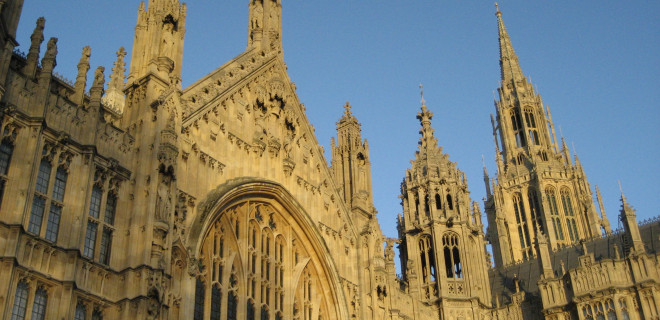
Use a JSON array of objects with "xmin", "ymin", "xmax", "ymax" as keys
[
  {"xmin": 194, "ymin": 200, "xmax": 334, "ymax": 320},
  {"xmin": 510, "ymin": 108, "xmax": 526, "ymax": 148},
  {"xmin": 0, "ymin": 139, "xmax": 15, "ymax": 209},
  {"xmin": 524, "ymin": 109, "xmax": 540, "ymax": 145},
  {"xmin": 74, "ymin": 303, "xmax": 87, "ymax": 320},
  {"xmin": 545, "ymin": 187, "xmax": 564, "ymax": 242},
  {"xmin": 83, "ymin": 170, "xmax": 118, "ymax": 265},
  {"xmin": 418, "ymin": 236, "xmax": 435, "ymax": 282},
  {"xmin": 619, "ymin": 298, "xmax": 630, "ymax": 320},
  {"xmin": 561, "ymin": 188, "xmax": 579, "ymax": 242},
  {"xmin": 10, "ymin": 280, "xmax": 28, "ymax": 320},
  {"xmin": 28, "ymin": 148, "xmax": 69, "ymax": 243},
  {"xmin": 513, "ymin": 193, "xmax": 531, "ymax": 259},
  {"xmin": 30, "ymin": 287, "xmax": 48, "ymax": 320},
  {"xmin": 582, "ymin": 299, "xmax": 617, "ymax": 320},
  {"xmin": 443, "ymin": 233, "xmax": 462, "ymax": 279},
  {"xmin": 528, "ymin": 188, "xmax": 543, "ymax": 234}
]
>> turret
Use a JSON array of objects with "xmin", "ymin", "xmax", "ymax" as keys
[
  {"xmin": 248, "ymin": 0, "xmax": 282, "ymax": 52},
  {"xmin": 127, "ymin": 0, "xmax": 187, "ymax": 88},
  {"xmin": 330, "ymin": 102, "xmax": 374, "ymax": 223},
  {"xmin": 399, "ymin": 86, "xmax": 491, "ymax": 309},
  {"xmin": 72, "ymin": 46, "xmax": 91, "ymax": 106}
]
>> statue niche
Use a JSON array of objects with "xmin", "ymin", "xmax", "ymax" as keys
[
  {"xmin": 159, "ymin": 16, "xmax": 177, "ymax": 60},
  {"xmin": 155, "ymin": 174, "xmax": 173, "ymax": 223}
]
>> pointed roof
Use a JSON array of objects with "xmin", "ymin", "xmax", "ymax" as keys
[{"xmin": 496, "ymin": 4, "xmax": 525, "ymax": 84}]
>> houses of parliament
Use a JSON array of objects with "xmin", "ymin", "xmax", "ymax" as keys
[{"xmin": 0, "ymin": 1, "xmax": 658, "ymax": 319}]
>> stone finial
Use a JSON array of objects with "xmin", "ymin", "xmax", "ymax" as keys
[
  {"xmin": 92, "ymin": 66, "xmax": 105, "ymax": 89},
  {"xmin": 39, "ymin": 37, "xmax": 58, "ymax": 74},
  {"xmin": 419, "ymin": 83, "xmax": 425, "ymax": 106},
  {"xmin": 24, "ymin": 17, "xmax": 45, "ymax": 77},
  {"xmin": 595, "ymin": 185, "xmax": 612, "ymax": 235},
  {"xmin": 613, "ymin": 243, "xmax": 620, "ymax": 259},
  {"xmin": 89, "ymin": 66, "xmax": 105, "ymax": 110},
  {"xmin": 73, "ymin": 46, "xmax": 91, "ymax": 105},
  {"xmin": 416, "ymin": 94, "xmax": 437, "ymax": 152},
  {"xmin": 102, "ymin": 47, "xmax": 127, "ymax": 115}
]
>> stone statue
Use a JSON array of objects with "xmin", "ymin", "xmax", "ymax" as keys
[
  {"xmin": 92, "ymin": 66, "xmax": 105, "ymax": 88},
  {"xmin": 160, "ymin": 21, "xmax": 176, "ymax": 58},
  {"xmin": 155, "ymin": 175, "xmax": 172, "ymax": 222},
  {"xmin": 385, "ymin": 239, "xmax": 395, "ymax": 261}
]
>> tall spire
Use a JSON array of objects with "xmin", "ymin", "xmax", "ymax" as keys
[{"xmin": 496, "ymin": 4, "xmax": 525, "ymax": 84}]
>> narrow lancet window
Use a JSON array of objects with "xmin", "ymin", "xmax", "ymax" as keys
[{"xmin": 442, "ymin": 233, "xmax": 462, "ymax": 278}]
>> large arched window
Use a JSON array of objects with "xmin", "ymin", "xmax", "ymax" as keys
[
  {"xmin": 513, "ymin": 193, "xmax": 531, "ymax": 260},
  {"xmin": 442, "ymin": 233, "xmax": 462, "ymax": 279},
  {"xmin": 561, "ymin": 188, "xmax": 579, "ymax": 242},
  {"xmin": 545, "ymin": 187, "xmax": 564, "ymax": 241},
  {"xmin": 194, "ymin": 199, "xmax": 336, "ymax": 320}
]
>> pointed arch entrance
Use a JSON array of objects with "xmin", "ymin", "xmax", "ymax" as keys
[{"xmin": 187, "ymin": 179, "xmax": 347, "ymax": 320}]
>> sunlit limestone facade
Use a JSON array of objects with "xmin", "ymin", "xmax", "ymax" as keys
[
  {"xmin": 395, "ymin": 98, "xmax": 494, "ymax": 319},
  {"xmin": 0, "ymin": 1, "xmax": 658, "ymax": 319},
  {"xmin": 483, "ymin": 8, "xmax": 609, "ymax": 268}
]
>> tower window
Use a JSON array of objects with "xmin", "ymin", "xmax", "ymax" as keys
[
  {"xmin": 528, "ymin": 189, "xmax": 543, "ymax": 233},
  {"xmin": 442, "ymin": 233, "xmax": 462, "ymax": 278},
  {"xmin": 561, "ymin": 188, "xmax": 579, "ymax": 242},
  {"xmin": 546, "ymin": 188, "xmax": 564, "ymax": 241},
  {"xmin": 435, "ymin": 194, "xmax": 442, "ymax": 210},
  {"xmin": 525, "ymin": 110, "xmax": 540, "ymax": 145},
  {"xmin": 446, "ymin": 194, "xmax": 453, "ymax": 210},
  {"xmin": 511, "ymin": 109, "xmax": 526, "ymax": 147},
  {"xmin": 418, "ymin": 236, "xmax": 436, "ymax": 282},
  {"xmin": 513, "ymin": 193, "xmax": 531, "ymax": 260}
]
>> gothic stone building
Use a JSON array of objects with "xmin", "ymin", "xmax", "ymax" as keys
[{"xmin": 0, "ymin": 1, "xmax": 658, "ymax": 319}]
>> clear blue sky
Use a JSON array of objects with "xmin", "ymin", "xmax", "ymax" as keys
[{"xmin": 16, "ymin": 1, "xmax": 660, "ymax": 243}]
